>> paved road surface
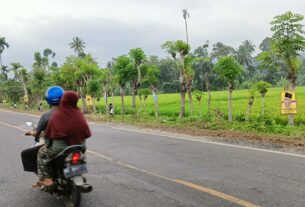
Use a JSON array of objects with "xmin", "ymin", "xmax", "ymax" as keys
[{"xmin": 0, "ymin": 110, "xmax": 304, "ymax": 207}]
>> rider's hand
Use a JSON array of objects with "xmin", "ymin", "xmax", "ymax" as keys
[
  {"xmin": 25, "ymin": 131, "xmax": 36, "ymax": 136},
  {"xmin": 25, "ymin": 131, "xmax": 32, "ymax": 136}
]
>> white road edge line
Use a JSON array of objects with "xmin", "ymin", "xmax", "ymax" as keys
[
  {"xmin": 112, "ymin": 127, "xmax": 305, "ymax": 158},
  {"xmin": 1, "ymin": 109, "xmax": 305, "ymax": 158},
  {"xmin": 0, "ymin": 109, "xmax": 40, "ymax": 118}
]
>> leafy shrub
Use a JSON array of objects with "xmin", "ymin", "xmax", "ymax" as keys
[{"xmin": 235, "ymin": 113, "xmax": 246, "ymax": 122}]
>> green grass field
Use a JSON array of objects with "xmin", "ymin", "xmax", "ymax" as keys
[
  {"xmin": 90, "ymin": 86, "xmax": 305, "ymax": 138},
  {"xmin": 95, "ymin": 87, "xmax": 305, "ymax": 121},
  {"xmin": 3, "ymin": 86, "xmax": 305, "ymax": 137}
]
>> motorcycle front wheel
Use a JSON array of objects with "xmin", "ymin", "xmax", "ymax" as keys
[{"xmin": 63, "ymin": 181, "xmax": 81, "ymax": 207}]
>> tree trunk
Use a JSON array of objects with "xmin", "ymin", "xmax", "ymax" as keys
[
  {"xmin": 131, "ymin": 81, "xmax": 137, "ymax": 112},
  {"xmin": 111, "ymin": 92, "xmax": 115, "ymax": 116},
  {"xmin": 93, "ymin": 97, "xmax": 96, "ymax": 114},
  {"xmin": 287, "ymin": 58, "xmax": 296, "ymax": 88},
  {"xmin": 261, "ymin": 95, "xmax": 265, "ymax": 116},
  {"xmin": 137, "ymin": 65, "xmax": 141, "ymax": 87},
  {"xmin": 287, "ymin": 58, "xmax": 296, "ymax": 125},
  {"xmin": 199, "ymin": 100, "xmax": 202, "ymax": 117},
  {"xmin": 104, "ymin": 91, "xmax": 108, "ymax": 114},
  {"xmin": 152, "ymin": 86, "xmax": 159, "ymax": 117},
  {"xmin": 205, "ymin": 74, "xmax": 211, "ymax": 113},
  {"xmin": 144, "ymin": 96, "xmax": 147, "ymax": 114},
  {"xmin": 228, "ymin": 82, "xmax": 233, "ymax": 122},
  {"xmin": 288, "ymin": 114, "xmax": 294, "ymax": 125},
  {"xmin": 180, "ymin": 91, "xmax": 186, "ymax": 117},
  {"xmin": 288, "ymin": 83, "xmax": 295, "ymax": 125},
  {"xmin": 178, "ymin": 52, "xmax": 186, "ymax": 117},
  {"xmin": 104, "ymin": 91, "xmax": 108, "ymax": 115},
  {"xmin": 17, "ymin": 73, "xmax": 29, "ymax": 102},
  {"xmin": 201, "ymin": 71, "xmax": 204, "ymax": 91},
  {"xmin": 120, "ymin": 86, "xmax": 125, "ymax": 115},
  {"xmin": 184, "ymin": 19, "xmax": 189, "ymax": 44},
  {"xmin": 139, "ymin": 95, "xmax": 143, "ymax": 113},
  {"xmin": 207, "ymin": 90, "xmax": 211, "ymax": 114},
  {"xmin": 78, "ymin": 86, "xmax": 88, "ymax": 113},
  {"xmin": 21, "ymin": 80, "xmax": 28, "ymax": 98},
  {"xmin": 188, "ymin": 91, "xmax": 193, "ymax": 117},
  {"xmin": 246, "ymin": 96, "xmax": 254, "ymax": 121},
  {"xmin": 81, "ymin": 95, "xmax": 87, "ymax": 113}
]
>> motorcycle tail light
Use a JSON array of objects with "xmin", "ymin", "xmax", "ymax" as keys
[{"xmin": 71, "ymin": 152, "xmax": 81, "ymax": 164}]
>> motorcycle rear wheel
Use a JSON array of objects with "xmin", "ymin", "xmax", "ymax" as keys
[{"xmin": 63, "ymin": 181, "xmax": 81, "ymax": 207}]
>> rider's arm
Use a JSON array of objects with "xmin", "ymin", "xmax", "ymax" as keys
[{"xmin": 34, "ymin": 112, "xmax": 50, "ymax": 141}]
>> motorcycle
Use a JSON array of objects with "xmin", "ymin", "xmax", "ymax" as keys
[{"xmin": 22, "ymin": 121, "xmax": 92, "ymax": 207}]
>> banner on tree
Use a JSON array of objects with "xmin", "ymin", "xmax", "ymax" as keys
[{"xmin": 281, "ymin": 90, "xmax": 297, "ymax": 114}]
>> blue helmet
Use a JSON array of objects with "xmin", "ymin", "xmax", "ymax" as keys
[{"xmin": 45, "ymin": 86, "xmax": 64, "ymax": 106}]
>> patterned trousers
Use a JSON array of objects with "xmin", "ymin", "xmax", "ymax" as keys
[{"xmin": 37, "ymin": 140, "xmax": 68, "ymax": 179}]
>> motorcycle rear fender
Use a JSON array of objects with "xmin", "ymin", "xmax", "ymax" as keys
[{"xmin": 72, "ymin": 175, "xmax": 85, "ymax": 186}]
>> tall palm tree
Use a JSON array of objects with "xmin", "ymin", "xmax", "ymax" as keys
[
  {"xmin": 0, "ymin": 37, "xmax": 9, "ymax": 69},
  {"xmin": 10, "ymin": 63, "xmax": 29, "ymax": 98},
  {"xmin": 33, "ymin": 52, "xmax": 44, "ymax": 69},
  {"xmin": 211, "ymin": 42, "xmax": 235, "ymax": 59},
  {"xmin": 0, "ymin": 65, "xmax": 8, "ymax": 80},
  {"xmin": 236, "ymin": 40, "xmax": 255, "ymax": 68},
  {"xmin": 69, "ymin": 37, "xmax": 86, "ymax": 57},
  {"xmin": 0, "ymin": 65, "xmax": 8, "ymax": 74},
  {"xmin": 182, "ymin": 9, "xmax": 190, "ymax": 44}
]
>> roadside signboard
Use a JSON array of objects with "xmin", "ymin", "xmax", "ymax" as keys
[
  {"xmin": 86, "ymin": 95, "xmax": 93, "ymax": 106},
  {"xmin": 24, "ymin": 95, "xmax": 29, "ymax": 103},
  {"xmin": 281, "ymin": 90, "xmax": 297, "ymax": 114}
]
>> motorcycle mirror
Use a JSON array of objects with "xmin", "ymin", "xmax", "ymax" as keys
[{"xmin": 26, "ymin": 122, "xmax": 33, "ymax": 127}]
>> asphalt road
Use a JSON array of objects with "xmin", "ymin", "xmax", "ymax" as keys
[{"xmin": 0, "ymin": 110, "xmax": 305, "ymax": 207}]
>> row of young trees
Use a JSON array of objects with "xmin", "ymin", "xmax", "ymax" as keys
[{"xmin": 0, "ymin": 11, "xmax": 305, "ymax": 124}]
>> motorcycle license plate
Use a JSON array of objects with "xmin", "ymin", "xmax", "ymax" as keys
[{"xmin": 64, "ymin": 164, "xmax": 88, "ymax": 178}]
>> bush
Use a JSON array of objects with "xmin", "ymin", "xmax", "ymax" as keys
[{"xmin": 235, "ymin": 113, "xmax": 246, "ymax": 122}]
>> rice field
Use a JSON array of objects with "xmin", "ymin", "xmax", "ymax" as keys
[{"xmin": 95, "ymin": 87, "xmax": 305, "ymax": 124}]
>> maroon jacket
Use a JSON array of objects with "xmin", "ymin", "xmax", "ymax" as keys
[{"xmin": 46, "ymin": 91, "xmax": 91, "ymax": 145}]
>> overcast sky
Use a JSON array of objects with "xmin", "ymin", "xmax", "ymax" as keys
[{"xmin": 1, "ymin": 0, "xmax": 305, "ymax": 69}]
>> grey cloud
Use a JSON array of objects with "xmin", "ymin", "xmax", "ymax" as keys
[
  {"xmin": 2, "ymin": 0, "xmax": 305, "ymax": 70},
  {"xmin": 2, "ymin": 16, "xmax": 181, "ymax": 69}
]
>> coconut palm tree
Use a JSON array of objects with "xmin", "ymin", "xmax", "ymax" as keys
[
  {"xmin": 211, "ymin": 42, "xmax": 235, "ymax": 59},
  {"xmin": 10, "ymin": 63, "xmax": 29, "ymax": 99},
  {"xmin": 69, "ymin": 37, "xmax": 86, "ymax": 57},
  {"xmin": 0, "ymin": 37, "xmax": 9, "ymax": 69},
  {"xmin": 236, "ymin": 40, "xmax": 255, "ymax": 68},
  {"xmin": 182, "ymin": 9, "xmax": 190, "ymax": 44},
  {"xmin": 0, "ymin": 65, "xmax": 8, "ymax": 80}
]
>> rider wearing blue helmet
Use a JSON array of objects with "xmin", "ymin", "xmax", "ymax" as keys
[
  {"xmin": 25, "ymin": 86, "xmax": 64, "ymax": 141},
  {"xmin": 45, "ymin": 86, "xmax": 64, "ymax": 106},
  {"xmin": 23, "ymin": 86, "xmax": 64, "ymax": 187}
]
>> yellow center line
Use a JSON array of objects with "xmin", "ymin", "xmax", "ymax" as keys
[
  {"xmin": 87, "ymin": 150, "xmax": 260, "ymax": 207},
  {"xmin": 0, "ymin": 121, "xmax": 261, "ymax": 207}
]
